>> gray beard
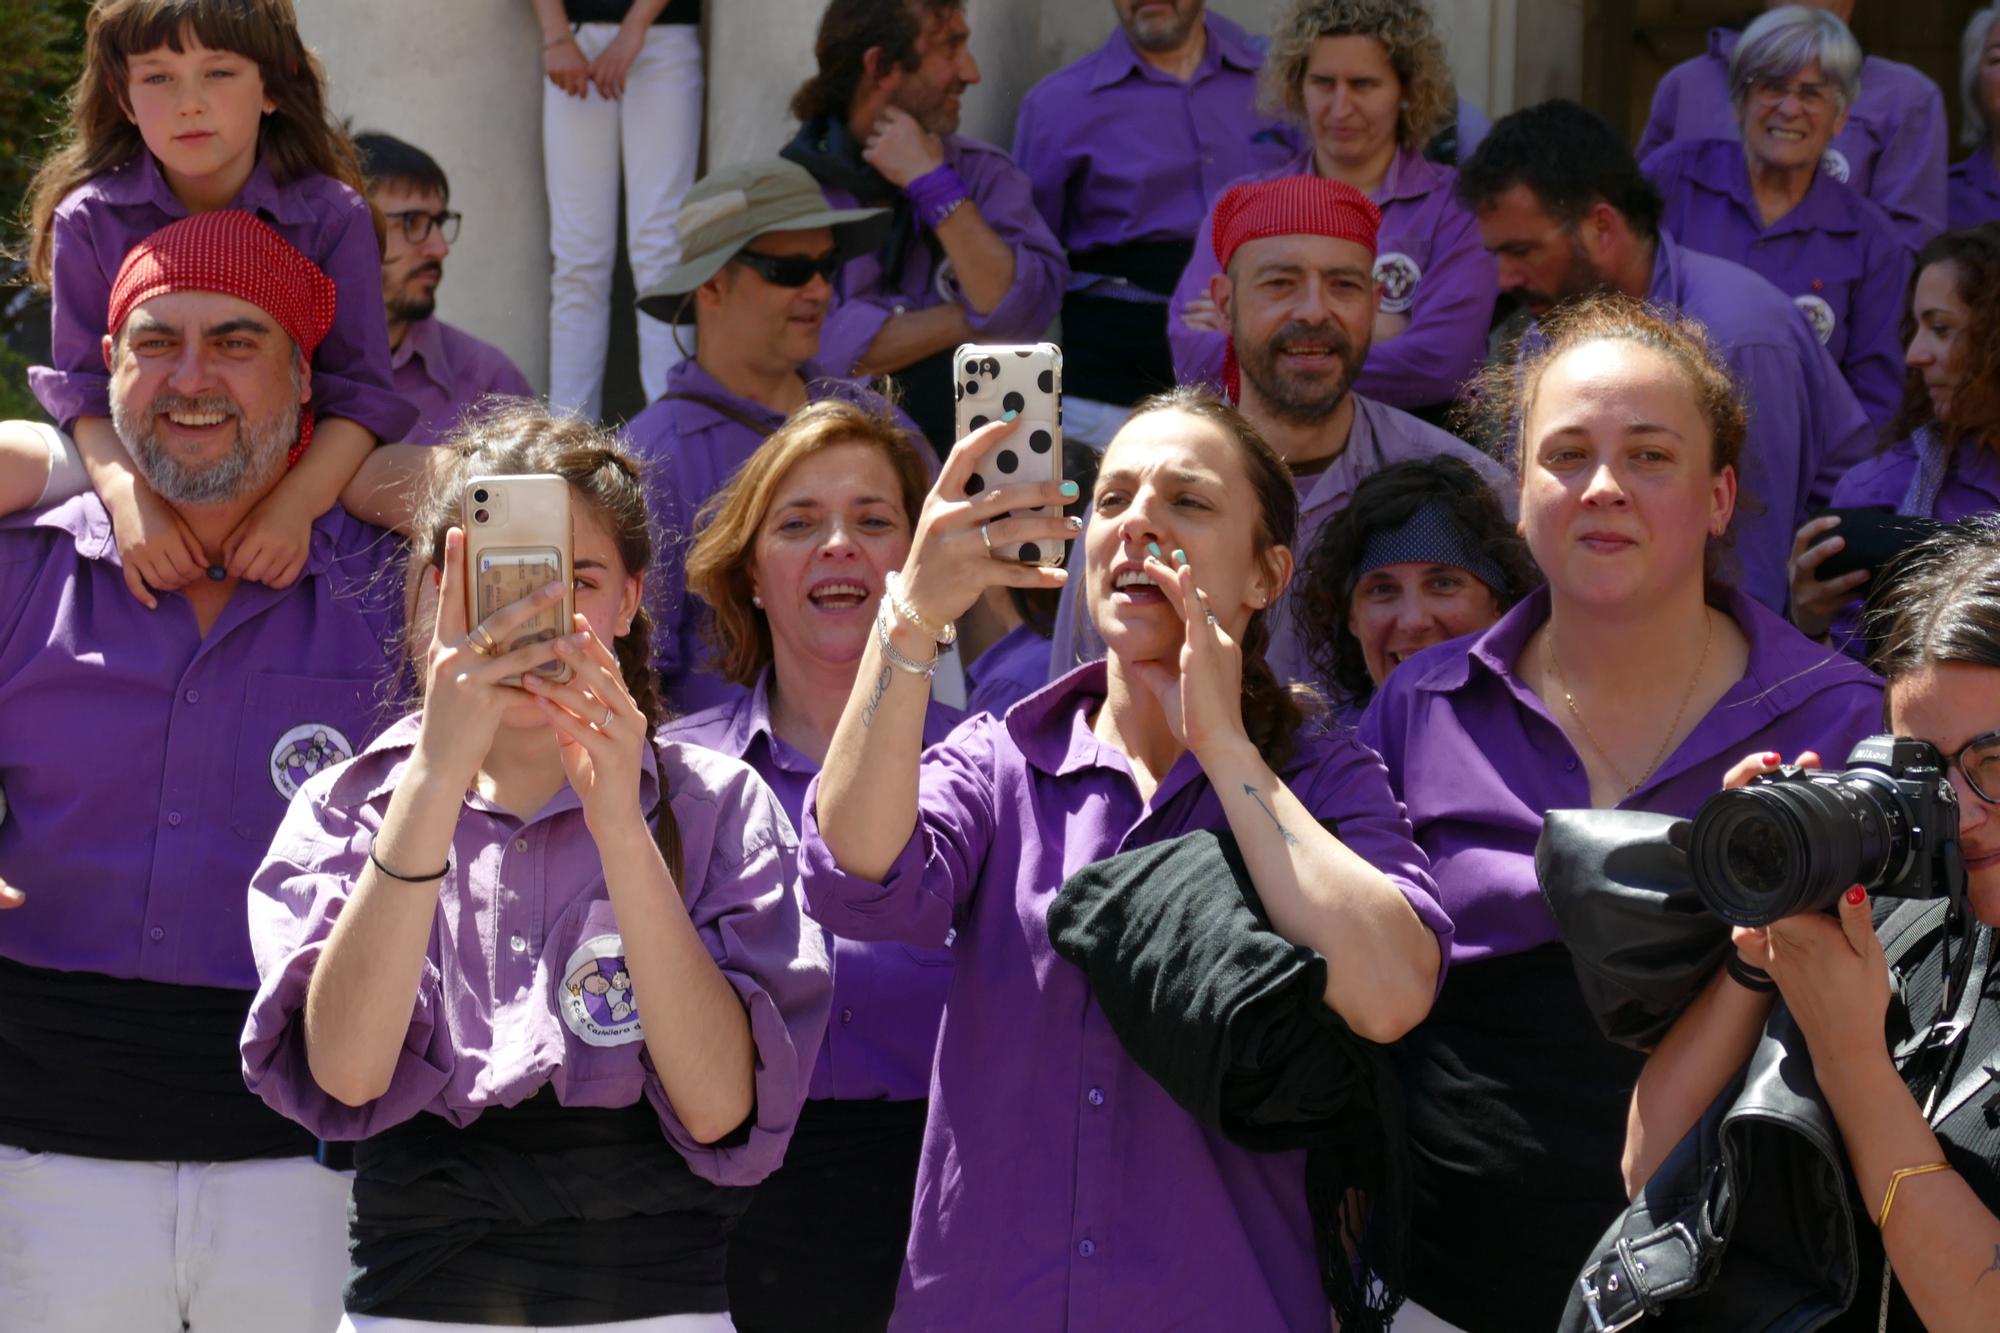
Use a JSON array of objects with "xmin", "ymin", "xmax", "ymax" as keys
[
  {"xmin": 1239, "ymin": 333, "xmax": 1363, "ymax": 426},
  {"xmin": 111, "ymin": 376, "xmax": 301, "ymax": 506},
  {"xmin": 1128, "ymin": 8, "xmax": 1200, "ymax": 52}
]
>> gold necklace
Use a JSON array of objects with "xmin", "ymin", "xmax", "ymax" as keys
[{"xmin": 1548, "ymin": 608, "xmax": 1714, "ymax": 797}]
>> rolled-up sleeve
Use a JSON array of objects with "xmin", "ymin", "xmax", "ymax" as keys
[
  {"xmin": 958, "ymin": 152, "xmax": 1067, "ymax": 340},
  {"xmin": 29, "ymin": 204, "xmax": 115, "ymax": 431},
  {"xmin": 240, "ymin": 778, "xmax": 455, "ymax": 1141},
  {"xmin": 817, "ymin": 293, "xmax": 898, "ymax": 380},
  {"xmin": 799, "ymin": 714, "xmax": 999, "ymax": 948},
  {"xmin": 649, "ymin": 769, "xmax": 831, "ymax": 1187},
  {"xmin": 305, "ymin": 189, "xmax": 419, "ymax": 443}
]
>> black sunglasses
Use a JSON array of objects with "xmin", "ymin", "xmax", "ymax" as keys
[
  {"xmin": 385, "ymin": 209, "xmax": 462, "ymax": 245},
  {"xmin": 731, "ymin": 248, "xmax": 840, "ymax": 287},
  {"xmin": 1944, "ymin": 727, "xmax": 2000, "ymax": 805}
]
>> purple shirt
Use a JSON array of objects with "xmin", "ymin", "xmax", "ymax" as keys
[
  {"xmin": 1831, "ymin": 434, "xmax": 2000, "ymax": 523},
  {"xmin": 620, "ymin": 357, "xmax": 933, "ymax": 714},
  {"xmin": 1012, "ymin": 13, "xmax": 1299, "ymax": 267},
  {"xmin": 797, "ymin": 663, "xmax": 1449, "ymax": 1332},
  {"xmin": 1048, "ymin": 393, "xmax": 1516, "ymax": 686},
  {"xmin": 0, "ymin": 496, "xmax": 402, "ymax": 990},
  {"xmin": 1948, "ymin": 149, "xmax": 2000, "ymax": 231},
  {"xmin": 1644, "ymin": 228, "xmax": 1874, "ymax": 612},
  {"xmin": 240, "ymin": 715, "xmax": 833, "ymax": 1188},
  {"xmin": 1169, "ymin": 144, "xmax": 1500, "ymax": 409},
  {"xmin": 28, "ymin": 151, "xmax": 415, "ymax": 444},
  {"xmin": 1643, "ymin": 138, "xmax": 1913, "ymax": 427},
  {"xmin": 392, "ymin": 316, "xmax": 535, "ymax": 447},
  {"xmin": 1359, "ymin": 586, "xmax": 1883, "ymax": 961},
  {"xmin": 815, "ymin": 135, "xmax": 1069, "ymax": 379},
  {"xmin": 1636, "ymin": 27, "xmax": 1948, "ymax": 252},
  {"xmin": 964, "ymin": 623, "xmax": 1054, "ymax": 718},
  {"xmin": 659, "ymin": 669, "xmax": 963, "ymax": 1104}
]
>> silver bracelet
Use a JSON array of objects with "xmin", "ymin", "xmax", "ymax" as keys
[
  {"xmin": 883, "ymin": 569, "xmax": 956, "ymax": 646},
  {"xmin": 877, "ymin": 599, "xmax": 939, "ymax": 677}
]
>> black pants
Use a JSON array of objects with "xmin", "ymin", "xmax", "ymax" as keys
[{"xmin": 725, "ymin": 1097, "xmax": 928, "ymax": 1333}]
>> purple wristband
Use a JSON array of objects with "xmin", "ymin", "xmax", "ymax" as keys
[{"xmin": 906, "ymin": 165, "xmax": 971, "ymax": 230}]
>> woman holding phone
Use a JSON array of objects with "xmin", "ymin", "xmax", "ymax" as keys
[
  {"xmin": 799, "ymin": 387, "xmax": 1452, "ymax": 1331},
  {"xmin": 661, "ymin": 397, "xmax": 961, "ymax": 1333},
  {"xmin": 239, "ymin": 403, "xmax": 831, "ymax": 1331},
  {"xmin": 1795, "ymin": 224, "xmax": 2000, "ymax": 643}
]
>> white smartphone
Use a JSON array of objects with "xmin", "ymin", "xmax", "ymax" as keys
[{"xmin": 953, "ymin": 342, "xmax": 1065, "ymax": 564}]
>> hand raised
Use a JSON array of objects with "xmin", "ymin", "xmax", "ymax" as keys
[{"xmin": 862, "ymin": 106, "xmax": 946, "ymax": 188}]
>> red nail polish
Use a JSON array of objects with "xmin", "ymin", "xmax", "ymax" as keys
[
  {"xmin": 1764, "ymin": 752, "xmax": 1780, "ymax": 764},
  {"xmin": 1846, "ymin": 886, "xmax": 1866, "ymax": 906}
]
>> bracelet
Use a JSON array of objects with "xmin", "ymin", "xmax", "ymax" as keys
[
  {"xmin": 1877, "ymin": 1161, "xmax": 1953, "ymax": 1230},
  {"xmin": 543, "ymin": 30, "xmax": 577, "ymax": 50},
  {"xmin": 1724, "ymin": 953, "xmax": 1777, "ymax": 994},
  {"xmin": 883, "ymin": 569, "xmax": 956, "ymax": 645},
  {"xmin": 905, "ymin": 165, "xmax": 972, "ymax": 231},
  {"xmin": 368, "ymin": 846, "xmax": 452, "ymax": 884},
  {"xmin": 877, "ymin": 598, "xmax": 940, "ymax": 677}
]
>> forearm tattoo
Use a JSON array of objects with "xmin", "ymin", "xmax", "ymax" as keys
[
  {"xmin": 1978, "ymin": 1245, "xmax": 2000, "ymax": 1284},
  {"xmin": 1244, "ymin": 784, "xmax": 1299, "ymax": 846},
  {"xmin": 861, "ymin": 663, "xmax": 894, "ymax": 728}
]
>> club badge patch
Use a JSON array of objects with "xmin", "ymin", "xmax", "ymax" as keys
[
  {"xmin": 560, "ymin": 935, "xmax": 643, "ymax": 1046},
  {"xmin": 1794, "ymin": 294, "xmax": 1837, "ymax": 345},
  {"xmin": 1374, "ymin": 252, "xmax": 1422, "ymax": 315},
  {"xmin": 1821, "ymin": 148, "xmax": 1851, "ymax": 184},
  {"xmin": 269, "ymin": 723, "xmax": 355, "ymax": 800}
]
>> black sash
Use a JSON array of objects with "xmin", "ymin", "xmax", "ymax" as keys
[
  {"xmin": 0, "ymin": 954, "xmax": 314, "ymax": 1162},
  {"xmin": 347, "ymin": 1088, "xmax": 751, "ymax": 1324},
  {"xmin": 1061, "ymin": 240, "xmax": 1193, "ymax": 407}
]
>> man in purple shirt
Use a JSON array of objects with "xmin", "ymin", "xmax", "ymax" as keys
[
  {"xmin": 354, "ymin": 132, "xmax": 534, "ymax": 447},
  {"xmin": 1636, "ymin": 1, "xmax": 1948, "ymax": 251},
  {"xmin": 781, "ymin": 0, "xmax": 1068, "ymax": 450},
  {"xmin": 1012, "ymin": 1, "xmax": 1298, "ymax": 444},
  {"xmin": 1050, "ymin": 176, "xmax": 1513, "ymax": 687},
  {"xmin": 1458, "ymin": 99, "xmax": 1873, "ymax": 613},
  {"xmin": 0, "ymin": 217, "xmax": 402, "ymax": 1330},
  {"xmin": 627, "ymin": 159, "xmax": 931, "ymax": 713}
]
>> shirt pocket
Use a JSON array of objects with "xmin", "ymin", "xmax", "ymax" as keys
[
  {"xmin": 545, "ymin": 895, "xmax": 651, "ymax": 1090},
  {"xmin": 229, "ymin": 672, "xmax": 380, "ymax": 842}
]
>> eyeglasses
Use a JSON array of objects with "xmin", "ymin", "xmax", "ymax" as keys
[
  {"xmin": 385, "ymin": 209, "xmax": 462, "ymax": 245},
  {"xmin": 1744, "ymin": 75, "xmax": 1835, "ymax": 114},
  {"xmin": 1943, "ymin": 728, "xmax": 2000, "ymax": 804},
  {"xmin": 730, "ymin": 249, "xmax": 840, "ymax": 287}
]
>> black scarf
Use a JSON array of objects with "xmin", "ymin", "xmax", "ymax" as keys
[{"xmin": 781, "ymin": 113, "xmax": 924, "ymax": 283}]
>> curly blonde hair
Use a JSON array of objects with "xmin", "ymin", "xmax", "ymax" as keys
[{"xmin": 1260, "ymin": 0, "xmax": 1456, "ymax": 150}]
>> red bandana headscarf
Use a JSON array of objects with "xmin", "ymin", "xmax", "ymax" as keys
[
  {"xmin": 108, "ymin": 211, "xmax": 337, "ymax": 466},
  {"xmin": 1210, "ymin": 176, "xmax": 1382, "ymax": 403}
]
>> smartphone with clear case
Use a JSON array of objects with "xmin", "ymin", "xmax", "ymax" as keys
[
  {"xmin": 953, "ymin": 342, "xmax": 1064, "ymax": 564},
  {"xmin": 463, "ymin": 473, "xmax": 574, "ymax": 686}
]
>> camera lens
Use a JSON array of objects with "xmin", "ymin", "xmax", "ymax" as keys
[
  {"xmin": 473, "ymin": 488, "xmax": 489, "ymax": 504},
  {"xmin": 474, "ymin": 508, "xmax": 490, "ymax": 524},
  {"xmin": 1689, "ymin": 776, "xmax": 1898, "ymax": 926}
]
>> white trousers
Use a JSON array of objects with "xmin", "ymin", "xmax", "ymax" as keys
[
  {"xmin": 341, "ymin": 1314, "xmax": 733, "ymax": 1331},
  {"xmin": 1390, "ymin": 1299, "xmax": 1474, "ymax": 1332},
  {"xmin": 543, "ymin": 22, "xmax": 704, "ymax": 420},
  {"xmin": 1059, "ymin": 396, "xmax": 1133, "ymax": 452},
  {"xmin": 0, "ymin": 1144, "xmax": 351, "ymax": 1332}
]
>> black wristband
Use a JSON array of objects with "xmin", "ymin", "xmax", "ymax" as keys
[
  {"xmin": 1725, "ymin": 953, "xmax": 1777, "ymax": 994},
  {"xmin": 368, "ymin": 846, "xmax": 451, "ymax": 884}
]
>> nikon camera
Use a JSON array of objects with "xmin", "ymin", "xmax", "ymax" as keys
[{"xmin": 1687, "ymin": 736, "xmax": 1962, "ymax": 927}]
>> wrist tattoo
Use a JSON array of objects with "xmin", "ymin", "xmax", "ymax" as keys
[
  {"xmin": 861, "ymin": 663, "xmax": 893, "ymax": 728},
  {"xmin": 1979, "ymin": 1245, "xmax": 2000, "ymax": 1283},
  {"xmin": 1244, "ymin": 784, "xmax": 1299, "ymax": 846}
]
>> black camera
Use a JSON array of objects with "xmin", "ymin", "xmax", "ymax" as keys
[{"xmin": 1687, "ymin": 735, "xmax": 1961, "ymax": 927}]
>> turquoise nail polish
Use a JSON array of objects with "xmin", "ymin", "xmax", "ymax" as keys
[
  {"xmin": 1147, "ymin": 542, "xmax": 1162, "ymax": 559},
  {"xmin": 1002, "ymin": 409, "xmax": 1019, "ymax": 422},
  {"xmin": 1172, "ymin": 549, "xmax": 1186, "ymax": 565},
  {"xmin": 1060, "ymin": 480, "xmax": 1079, "ymax": 498}
]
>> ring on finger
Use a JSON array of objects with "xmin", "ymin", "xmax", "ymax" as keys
[
  {"xmin": 980, "ymin": 521, "xmax": 995, "ymax": 554},
  {"xmin": 467, "ymin": 625, "xmax": 501, "ymax": 656},
  {"xmin": 600, "ymin": 704, "xmax": 615, "ymax": 730}
]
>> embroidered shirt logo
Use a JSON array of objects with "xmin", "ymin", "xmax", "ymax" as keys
[
  {"xmin": 560, "ymin": 935, "xmax": 643, "ymax": 1046},
  {"xmin": 1374, "ymin": 252, "xmax": 1422, "ymax": 314},
  {"xmin": 269, "ymin": 723, "xmax": 355, "ymax": 800},
  {"xmin": 1795, "ymin": 293, "xmax": 1837, "ymax": 345},
  {"xmin": 1821, "ymin": 148, "xmax": 1851, "ymax": 183}
]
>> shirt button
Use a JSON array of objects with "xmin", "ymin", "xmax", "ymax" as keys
[
  {"xmin": 515, "ymin": 838, "xmax": 529, "ymax": 853},
  {"xmin": 1077, "ymin": 1238, "xmax": 1096, "ymax": 1258},
  {"xmin": 1564, "ymin": 758, "xmax": 1579, "ymax": 772},
  {"xmin": 840, "ymin": 1008, "xmax": 854, "ymax": 1024},
  {"xmin": 166, "ymin": 811, "xmax": 182, "ymax": 827},
  {"xmin": 1087, "ymin": 1087, "xmax": 1106, "ymax": 1107},
  {"xmin": 149, "ymin": 926, "xmax": 165, "ymax": 942},
  {"xmin": 891, "ymin": 303, "xmax": 908, "ymax": 316},
  {"xmin": 183, "ymin": 689, "xmax": 199, "ymax": 704},
  {"xmin": 509, "ymin": 934, "xmax": 527, "ymax": 954}
]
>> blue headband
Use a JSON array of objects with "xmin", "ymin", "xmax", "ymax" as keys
[{"xmin": 1348, "ymin": 501, "xmax": 1508, "ymax": 597}]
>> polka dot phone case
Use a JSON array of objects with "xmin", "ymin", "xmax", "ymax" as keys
[{"xmin": 953, "ymin": 342, "xmax": 1064, "ymax": 564}]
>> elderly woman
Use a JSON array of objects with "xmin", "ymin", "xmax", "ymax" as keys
[
  {"xmin": 1641, "ymin": 6, "xmax": 1913, "ymax": 427},
  {"xmin": 1951, "ymin": 7, "xmax": 2000, "ymax": 229},
  {"xmin": 1361, "ymin": 295, "xmax": 1884, "ymax": 1331},
  {"xmin": 1637, "ymin": 0, "xmax": 1947, "ymax": 252},
  {"xmin": 1623, "ymin": 517, "xmax": 2000, "ymax": 1330},
  {"xmin": 1297, "ymin": 455, "xmax": 1538, "ymax": 720},
  {"xmin": 1794, "ymin": 225, "xmax": 2000, "ymax": 649},
  {"xmin": 659, "ymin": 397, "xmax": 960, "ymax": 1333},
  {"xmin": 1168, "ymin": 0, "xmax": 1496, "ymax": 415}
]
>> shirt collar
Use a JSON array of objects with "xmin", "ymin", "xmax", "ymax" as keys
[
  {"xmin": 665, "ymin": 358, "xmax": 789, "ymax": 436},
  {"xmin": 1647, "ymin": 228, "xmax": 1688, "ymax": 304},
  {"xmin": 1686, "ymin": 141, "xmax": 1866, "ymax": 239},
  {"xmin": 1375, "ymin": 144, "xmax": 1448, "ymax": 206},
  {"xmin": 97, "ymin": 151, "xmax": 314, "ymax": 227},
  {"xmin": 349, "ymin": 710, "xmax": 664, "ymax": 815},
  {"xmin": 1089, "ymin": 13, "xmax": 1262, "ymax": 91},
  {"xmin": 1007, "ymin": 661, "xmax": 1115, "ymax": 776},
  {"xmin": 391, "ymin": 315, "xmax": 449, "ymax": 382},
  {"xmin": 36, "ymin": 490, "xmax": 364, "ymax": 581}
]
